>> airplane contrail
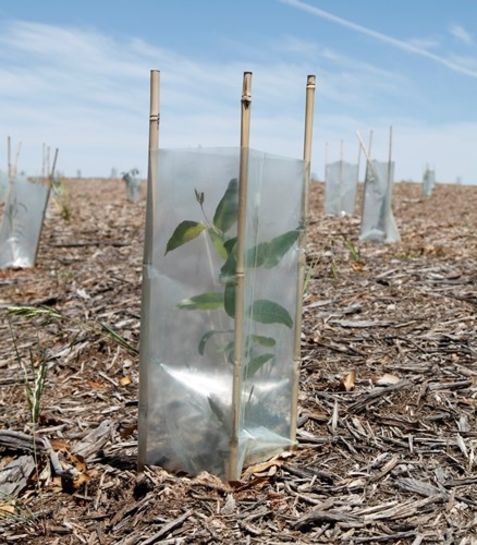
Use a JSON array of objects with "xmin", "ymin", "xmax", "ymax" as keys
[{"xmin": 280, "ymin": 0, "xmax": 477, "ymax": 78}]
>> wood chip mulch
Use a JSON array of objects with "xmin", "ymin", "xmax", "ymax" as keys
[{"xmin": 0, "ymin": 179, "xmax": 476, "ymax": 544}]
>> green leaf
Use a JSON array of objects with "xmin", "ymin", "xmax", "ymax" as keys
[
  {"xmin": 223, "ymin": 340, "xmax": 235, "ymax": 363},
  {"xmin": 208, "ymin": 228, "xmax": 228, "ymax": 260},
  {"xmin": 223, "ymin": 236, "xmax": 237, "ymax": 256},
  {"xmin": 220, "ymin": 253, "xmax": 236, "ymax": 283},
  {"xmin": 246, "ymin": 230, "xmax": 300, "ymax": 269},
  {"xmin": 178, "ymin": 292, "xmax": 224, "ymax": 310},
  {"xmin": 250, "ymin": 300, "xmax": 293, "ymax": 328},
  {"xmin": 264, "ymin": 230, "xmax": 300, "ymax": 268},
  {"xmin": 246, "ymin": 241, "xmax": 269, "ymax": 268},
  {"xmin": 213, "ymin": 178, "xmax": 238, "ymax": 233},
  {"xmin": 198, "ymin": 331, "xmax": 215, "ymax": 355},
  {"xmin": 224, "ymin": 282, "xmax": 235, "ymax": 318},
  {"xmin": 220, "ymin": 237, "xmax": 237, "ymax": 282},
  {"xmin": 246, "ymin": 353, "xmax": 275, "ymax": 377},
  {"xmin": 198, "ymin": 329, "xmax": 232, "ymax": 355},
  {"xmin": 248, "ymin": 335, "xmax": 276, "ymax": 348},
  {"xmin": 165, "ymin": 220, "xmax": 206, "ymax": 254},
  {"xmin": 208, "ymin": 396, "xmax": 229, "ymax": 430}
]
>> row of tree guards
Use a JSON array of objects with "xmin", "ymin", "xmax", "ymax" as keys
[
  {"xmin": 324, "ymin": 128, "xmax": 399, "ymax": 243},
  {"xmin": 0, "ymin": 142, "xmax": 147, "ymax": 271},
  {"xmin": 0, "ymin": 138, "xmax": 58, "ymax": 268},
  {"xmin": 324, "ymin": 130, "xmax": 438, "ymax": 244},
  {"xmin": 138, "ymin": 70, "xmax": 316, "ymax": 480}
]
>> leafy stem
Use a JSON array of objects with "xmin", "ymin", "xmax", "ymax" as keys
[{"xmin": 165, "ymin": 177, "xmax": 298, "ymax": 380}]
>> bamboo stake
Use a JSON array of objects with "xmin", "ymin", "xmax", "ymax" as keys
[
  {"xmin": 387, "ymin": 126, "xmax": 393, "ymax": 177},
  {"xmin": 324, "ymin": 141, "xmax": 328, "ymax": 181},
  {"xmin": 228, "ymin": 71, "xmax": 252, "ymax": 481},
  {"xmin": 138, "ymin": 69, "xmax": 160, "ymax": 473},
  {"xmin": 290, "ymin": 74, "xmax": 316, "ymax": 444},
  {"xmin": 7, "ymin": 136, "xmax": 12, "ymax": 182},
  {"xmin": 363, "ymin": 128, "xmax": 373, "ymax": 217},
  {"xmin": 361, "ymin": 127, "xmax": 374, "ymax": 213},
  {"xmin": 50, "ymin": 148, "xmax": 59, "ymax": 180},
  {"xmin": 356, "ymin": 131, "xmax": 380, "ymax": 181},
  {"xmin": 34, "ymin": 147, "xmax": 59, "ymax": 265},
  {"xmin": 339, "ymin": 139, "xmax": 344, "ymax": 212},
  {"xmin": 384, "ymin": 125, "xmax": 393, "ymax": 240},
  {"xmin": 13, "ymin": 142, "xmax": 22, "ymax": 179},
  {"xmin": 356, "ymin": 140, "xmax": 361, "ymax": 184},
  {"xmin": 368, "ymin": 129, "xmax": 374, "ymax": 159},
  {"xmin": 356, "ymin": 130, "xmax": 380, "ymax": 233},
  {"xmin": 42, "ymin": 143, "xmax": 46, "ymax": 179},
  {"xmin": 46, "ymin": 146, "xmax": 51, "ymax": 179}
]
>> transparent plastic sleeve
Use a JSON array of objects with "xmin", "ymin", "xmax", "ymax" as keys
[
  {"xmin": 0, "ymin": 172, "xmax": 8, "ymax": 204},
  {"xmin": 360, "ymin": 160, "xmax": 400, "ymax": 243},
  {"xmin": 422, "ymin": 168, "xmax": 436, "ymax": 197},
  {"xmin": 0, "ymin": 177, "xmax": 50, "ymax": 268},
  {"xmin": 123, "ymin": 173, "xmax": 141, "ymax": 203},
  {"xmin": 324, "ymin": 161, "xmax": 359, "ymax": 216},
  {"xmin": 138, "ymin": 147, "xmax": 305, "ymax": 479}
]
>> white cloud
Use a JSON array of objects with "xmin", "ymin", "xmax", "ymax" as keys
[
  {"xmin": 0, "ymin": 20, "xmax": 407, "ymax": 176},
  {"xmin": 280, "ymin": 0, "xmax": 477, "ymax": 78},
  {"xmin": 449, "ymin": 24, "xmax": 474, "ymax": 46}
]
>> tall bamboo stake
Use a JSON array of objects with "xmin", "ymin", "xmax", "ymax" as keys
[
  {"xmin": 13, "ymin": 142, "xmax": 22, "ymax": 178},
  {"xmin": 42, "ymin": 143, "xmax": 46, "ymax": 179},
  {"xmin": 356, "ymin": 131, "xmax": 380, "ymax": 182},
  {"xmin": 359, "ymin": 130, "xmax": 374, "ymax": 226},
  {"xmin": 357, "ymin": 130, "xmax": 384, "ymax": 236},
  {"xmin": 290, "ymin": 74, "xmax": 316, "ymax": 444},
  {"xmin": 384, "ymin": 125, "xmax": 393, "ymax": 239},
  {"xmin": 228, "ymin": 71, "xmax": 252, "ymax": 481},
  {"xmin": 387, "ymin": 126, "xmax": 393, "ymax": 178},
  {"xmin": 7, "ymin": 136, "xmax": 12, "ymax": 182},
  {"xmin": 50, "ymin": 148, "xmax": 59, "ymax": 180},
  {"xmin": 368, "ymin": 129, "xmax": 374, "ymax": 159},
  {"xmin": 46, "ymin": 146, "xmax": 51, "ymax": 178},
  {"xmin": 339, "ymin": 139, "xmax": 344, "ymax": 211},
  {"xmin": 356, "ymin": 141, "xmax": 361, "ymax": 184},
  {"xmin": 138, "ymin": 70, "xmax": 160, "ymax": 472},
  {"xmin": 34, "ymin": 147, "xmax": 59, "ymax": 265},
  {"xmin": 324, "ymin": 141, "xmax": 328, "ymax": 180}
]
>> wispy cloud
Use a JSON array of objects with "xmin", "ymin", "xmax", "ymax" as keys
[
  {"xmin": 0, "ymin": 19, "xmax": 411, "ymax": 177},
  {"xmin": 449, "ymin": 24, "xmax": 474, "ymax": 46},
  {"xmin": 0, "ymin": 19, "xmax": 475, "ymax": 183},
  {"xmin": 280, "ymin": 0, "xmax": 477, "ymax": 78}
]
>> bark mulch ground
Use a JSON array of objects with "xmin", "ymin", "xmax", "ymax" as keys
[{"xmin": 0, "ymin": 179, "xmax": 476, "ymax": 544}]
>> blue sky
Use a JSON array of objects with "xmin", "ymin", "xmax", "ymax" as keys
[{"xmin": 0, "ymin": 1, "xmax": 476, "ymax": 183}]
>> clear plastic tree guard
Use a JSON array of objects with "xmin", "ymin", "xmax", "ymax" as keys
[
  {"xmin": 0, "ymin": 172, "xmax": 8, "ymax": 204},
  {"xmin": 122, "ymin": 171, "xmax": 141, "ymax": 203},
  {"xmin": 360, "ymin": 160, "xmax": 400, "ymax": 243},
  {"xmin": 324, "ymin": 160, "xmax": 359, "ymax": 216},
  {"xmin": 422, "ymin": 168, "xmax": 436, "ymax": 197},
  {"xmin": 0, "ymin": 177, "xmax": 50, "ymax": 268},
  {"xmin": 138, "ymin": 147, "xmax": 306, "ymax": 480}
]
